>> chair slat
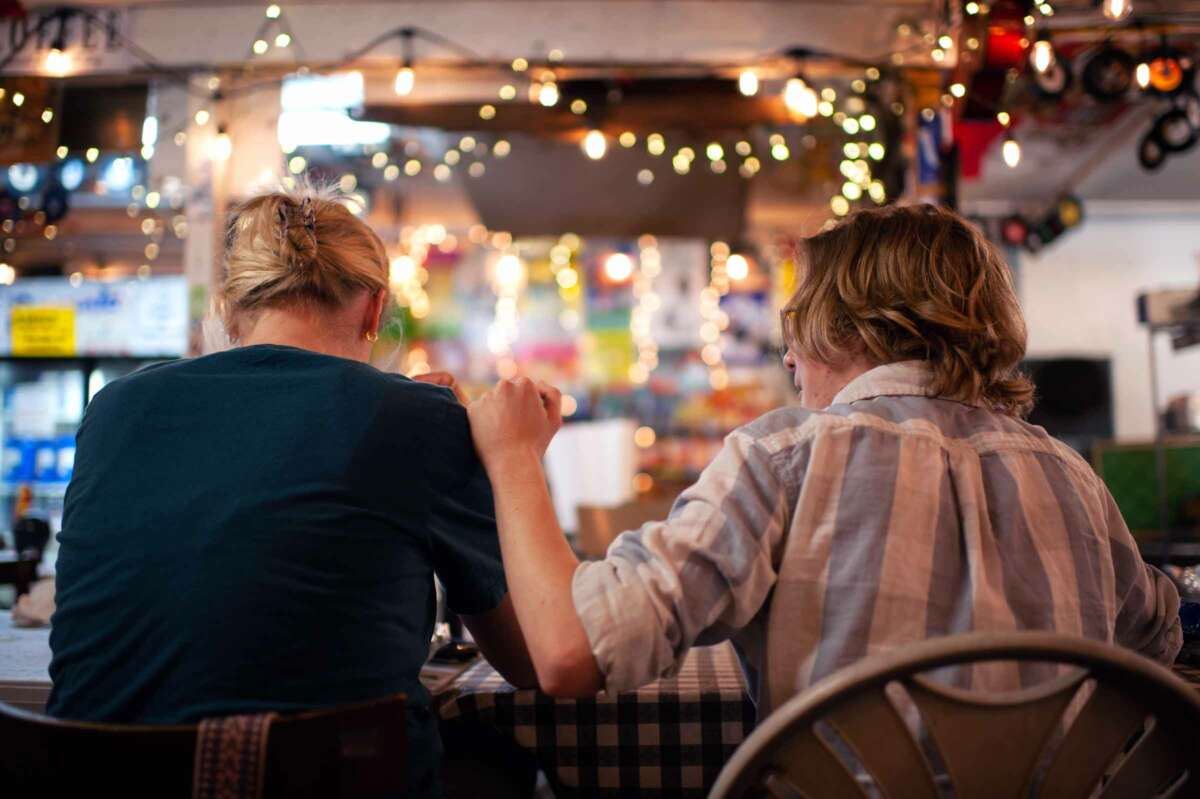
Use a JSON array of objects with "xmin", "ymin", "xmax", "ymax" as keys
[
  {"xmin": 1100, "ymin": 721, "xmax": 1190, "ymax": 799},
  {"xmin": 904, "ymin": 671, "xmax": 1080, "ymax": 797},
  {"xmin": 1039, "ymin": 681, "xmax": 1149, "ymax": 796},
  {"xmin": 766, "ymin": 726, "xmax": 869, "ymax": 799},
  {"xmin": 825, "ymin": 685, "xmax": 939, "ymax": 799}
]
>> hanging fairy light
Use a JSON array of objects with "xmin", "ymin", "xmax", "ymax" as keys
[
  {"xmin": 1002, "ymin": 133, "xmax": 1022, "ymax": 168},
  {"xmin": 783, "ymin": 77, "xmax": 818, "ymax": 117},
  {"xmin": 629, "ymin": 235, "xmax": 662, "ymax": 385},
  {"xmin": 487, "ymin": 252, "xmax": 526, "ymax": 361},
  {"xmin": 582, "ymin": 130, "xmax": 607, "ymax": 160},
  {"xmin": 701, "ymin": 242, "xmax": 731, "ymax": 390},
  {"xmin": 44, "ymin": 42, "xmax": 73, "ymax": 77},
  {"xmin": 538, "ymin": 82, "xmax": 560, "ymax": 107},
  {"xmin": 1031, "ymin": 34, "xmax": 1056, "ymax": 74},
  {"xmin": 208, "ymin": 126, "xmax": 233, "ymax": 161},
  {"xmin": 1102, "ymin": 0, "xmax": 1133, "ymax": 21},
  {"xmin": 738, "ymin": 70, "xmax": 759, "ymax": 96},
  {"xmin": 1136, "ymin": 59, "xmax": 1151, "ymax": 89},
  {"xmin": 394, "ymin": 29, "xmax": 417, "ymax": 96}
]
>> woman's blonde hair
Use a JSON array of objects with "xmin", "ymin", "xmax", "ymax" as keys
[
  {"xmin": 782, "ymin": 203, "xmax": 1034, "ymax": 417},
  {"xmin": 218, "ymin": 185, "xmax": 388, "ymax": 339}
]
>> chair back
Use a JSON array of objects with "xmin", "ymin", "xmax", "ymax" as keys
[
  {"xmin": 0, "ymin": 692, "xmax": 406, "ymax": 798},
  {"xmin": 709, "ymin": 632, "xmax": 1200, "ymax": 799}
]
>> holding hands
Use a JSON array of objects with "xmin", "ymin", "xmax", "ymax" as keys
[{"xmin": 468, "ymin": 377, "xmax": 563, "ymax": 469}]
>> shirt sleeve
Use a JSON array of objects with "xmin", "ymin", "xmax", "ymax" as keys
[
  {"xmin": 423, "ymin": 391, "xmax": 508, "ymax": 617},
  {"xmin": 571, "ymin": 428, "xmax": 791, "ymax": 693},
  {"xmin": 1105, "ymin": 490, "xmax": 1182, "ymax": 664}
]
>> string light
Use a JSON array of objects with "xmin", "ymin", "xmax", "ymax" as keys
[
  {"xmin": 619, "ymin": 131, "xmax": 637, "ymax": 148},
  {"xmin": 630, "ymin": 237, "xmax": 662, "ymax": 383},
  {"xmin": 702, "ymin": 244, "xmax": 730, "ymax": 390},
  {"xmin": 604, "ymin": 252, "xmax": 634, "ymax": 282},
  {"xmin": 209, "ymin": 127, "xmax": 232, "ymax": 161},
  {"xmin": 783, "ymin": 77, "xmax": 818, "ymax": 117},
  {"xmin": 647, "ymin": 133, "xmax": 666, "ymax": 156},
  {"xmin": 582, "ymin": 130, "xmax": 607, "ymax": 160},
  {"xmin": 1136, "ymin": 60, "xmax": 1151, "ymax": 89},
  {"xmin": 726, "ymin": 254, "xmax": 749, "ymax": 281},
  {"xmin": 538, "ymin": 83, "xmax": 559, "ymax": 107},
  {"xmin": 1031, "ymin": 35, "xmax": 1055, "ymax": 74},
  {"xmin": 11, "ymin": 92, "xmax": 24, "ymax": 107},
  {"xmin": 266, "ymin": 4, "xmax": 281, "ymax": 18},
  {"xmin": 1002, "ymin": 134, "xmax": 1022, "ymax": 168},
  {"xmin": 394, "ymin": 66, "xmax": 415, "ymax": 96},
  {"xmin": 45, "ymin": 46, "xmax": 73, "ymax": 76},
  {"xmin": 275, "ymin": 32, "xmax": 291, "ymax": 48},
  {"xmin": 1102, "ymin": 0, "xmax": 1133, "ymax": 21},
  {"xmin": 738, "ymin": 70, "xmax": 759, "ymax": 96},
  {"xmin": 252, "ymin": 38, "xmax": 269, "ymax": 55}
]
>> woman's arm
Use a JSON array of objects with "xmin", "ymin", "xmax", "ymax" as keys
[
  {"xmin": 461, "ymin": 593, "xmax": 538, "ymax": 688},
  {"xmin": 467, "ymin": 378, "xmax": 604, "ymax": 697}
]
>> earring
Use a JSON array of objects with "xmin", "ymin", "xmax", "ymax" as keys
[{"xmin": 365, "ymin": 331, "xmax": 379, "ymax": 342}]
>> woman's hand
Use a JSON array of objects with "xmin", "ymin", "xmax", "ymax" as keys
[
  {"xmin": 467, "ymin": 377, "xmax": 563, "ymax": 468},
  {"xmin": 414, "ymin": 371, "xmax": 468, "ymax": 405}
]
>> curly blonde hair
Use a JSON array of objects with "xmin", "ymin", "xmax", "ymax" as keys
[
  {"xmin": 783, "ymin": 203, "xmax": 1034, "ymax": 417},
  {"xmin": 218, "ymin": 184, "xmax": 388, "ymax": 340}
]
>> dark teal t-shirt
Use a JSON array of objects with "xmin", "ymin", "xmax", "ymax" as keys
[{"xmin": 48, "ymin": 344, "xmax": 506, "ymax": 797}]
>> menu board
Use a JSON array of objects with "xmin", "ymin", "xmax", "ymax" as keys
[{"xmin": 0, "ymin": 277, "xmax": 188, "ymax": 357}]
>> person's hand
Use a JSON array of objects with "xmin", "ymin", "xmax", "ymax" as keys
[
  {"xmin": 467, "ymin": 377, "xmax": 563, "ymax": 468},
  {"xmin": 414, "ymin": 371, "xmax": 468, "ymax": 405}
]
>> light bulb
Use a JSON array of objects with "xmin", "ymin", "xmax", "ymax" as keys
[
  {"xmin": 1136, "ymin": 61, "xmax": 1151, "ymax": 89},
  {"xmin": 45, "ymin": 47, "xmax": 72, "ymax": 76},
  {"xmin": 394, "ymin": 66, "xmax": 415, "ymax": 96},
  {"xmin": 726, "ymin": 254, "xmax": 749, "ymax": 281},
  {"xmin": 603, "ymin": 253, "xmax": 634, "ymax": 282},
  {"xmin": 1102, "ymin": 0, "xmax": 1132, "ymax": 21},
  {"xmin": 738, "ymin": 70, "xmax": 759, "ymax": 96},
  {"xmin": 1002, "ymin": 135, "xmax": 1021, "ymax": 168},
  {"xmin": 582, "ymin": 130, "xmax": 607, "ymax": 160},
  {"xmin": 784, "ymin": 78, "xmax": 818, "ymax": 117},
  {"xmin": 538, "ymin": 83, "xmax": 559, "ymax": 107},
  {"xmin": 209, "ymin": 129, "xmax": 232, "ymax": 162},
  {"xmin": 1031, "ymin": 38, "xmax": 1055, "ymax": 74}
]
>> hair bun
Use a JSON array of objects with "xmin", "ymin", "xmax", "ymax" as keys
[{"xmin": 278, "ymin": 196, "xmax": 318, "ymax": 264}]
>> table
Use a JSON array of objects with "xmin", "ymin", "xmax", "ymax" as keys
[
  {"xmin": 437, "ymin": 643, "xmax": 756, "ymax": 798},
  {"xmin": 4, "ymin": 615, "xmax": 1200, "ymax": 797}
]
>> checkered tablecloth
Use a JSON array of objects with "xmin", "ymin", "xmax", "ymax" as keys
[{"xmin": 437, "ymin": 642, "xmax": 756, "ymax": 797}]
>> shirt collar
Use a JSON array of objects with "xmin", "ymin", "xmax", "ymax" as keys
[{"xmin": 830, "ymin": 360, "xmax": 979, "ymax": 407}]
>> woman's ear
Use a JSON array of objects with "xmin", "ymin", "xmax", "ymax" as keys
[{"xmin": 364, "ymin": 288, "xmax": 388, "ymax": 337}]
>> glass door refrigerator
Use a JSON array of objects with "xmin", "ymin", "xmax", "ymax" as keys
[{"xmin": 0, "ymin": 275, "xmax": 189, "ymax": 569}]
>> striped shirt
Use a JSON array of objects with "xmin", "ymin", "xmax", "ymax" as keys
[{"xmin": 572, "ymin": 361, "xmax": 1182, "ymax": 714}]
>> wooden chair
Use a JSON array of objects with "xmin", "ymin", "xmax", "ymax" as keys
[
  {"xmin": 0, "ymin": 692, "xmax": 406, "ymax": 798},
  {"xmin": 709, "ymin": 632, "xmax": 1200, "ymax": 799}
]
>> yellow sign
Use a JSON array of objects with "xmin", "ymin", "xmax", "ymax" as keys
[{"xmin": 11, "ymin": 307, "xmax": 76, "ymax": 357}]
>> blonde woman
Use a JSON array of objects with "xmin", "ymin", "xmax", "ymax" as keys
[
  {"xmin": 48, "ymin": 188, "xmax": 534, "ymax": 797},
  {"xmin": 467, "ymin": 203, "xmax": 1182, "ymax": 713}
]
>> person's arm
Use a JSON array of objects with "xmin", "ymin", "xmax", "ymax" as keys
[
  {"xmin": 1105, "ymin": 491, "xmax": 1182, "ymax": 663},
  {"xmin": 467, "ymin": 378, "xmax": 604, "ymax": 697},
  {"xmin": 419, "ymin": 377, "xmax": 541, "ymax": 687},
  {"xmin": 461, "ymin": 594, "xmax": 538, "ymax": 688}
]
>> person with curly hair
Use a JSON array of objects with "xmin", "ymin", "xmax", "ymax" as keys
[{"xmin": 467, "ymin": 203, "xmax": 1181, "ymax": 710}]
